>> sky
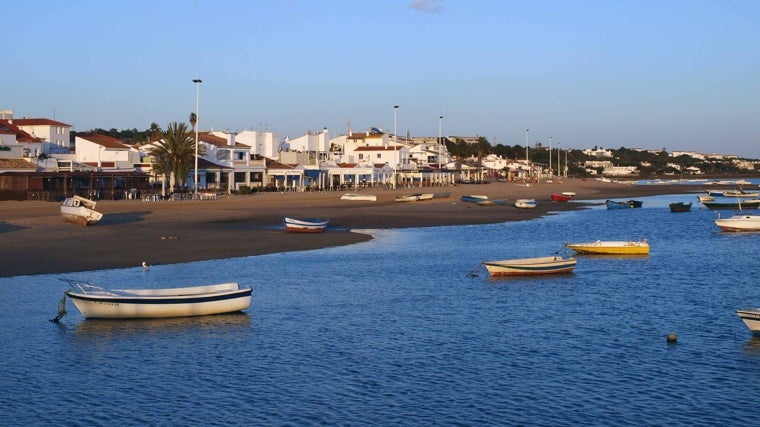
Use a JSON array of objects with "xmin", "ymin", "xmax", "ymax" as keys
[{"xmin": 6, "ymin": 0, "xmax": 760, "ymax": 158}]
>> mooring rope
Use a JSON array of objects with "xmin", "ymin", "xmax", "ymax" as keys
[{"xmin": 49, "ymin": 292, "xmax": 67, "ymax": 323}]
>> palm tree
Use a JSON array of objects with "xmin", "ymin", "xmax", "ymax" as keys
[
  {"xmin": 189, "ymin": 113, "xmax": 197, "ymax": 131},
  {"xmin": 146, "ymin": 122, "xmax": 203, "ymax": 193}
]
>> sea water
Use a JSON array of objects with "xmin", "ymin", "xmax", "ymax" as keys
[{"xmin": 2, "ymin": 193, "xmax": 760, "ymax": 426}]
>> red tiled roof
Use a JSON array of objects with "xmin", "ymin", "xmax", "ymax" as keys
[
  {"xmin": 11, "ymin": 118, "xmax": 72, "ymax": 127},
  {"xmin": 0, "ymin": 120, "xmax": 44, "ymax": 143},
  {"xmin": 77, "ymin": 133, "xmax": 131, "ymax": 149}
]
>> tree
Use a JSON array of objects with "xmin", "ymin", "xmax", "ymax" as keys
[
  {"xmin": 146, "ymin": 122, "xmax": 203, "ymax": 192},
  {"xmin": 189, "ymin": 112, "xmax": 197, "ymax": 131}
]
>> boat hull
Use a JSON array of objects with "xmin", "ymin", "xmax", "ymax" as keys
[
  {"xmin": 566, "ymin": 240, "xmax": 649, "ymax": 255},
  {"xmin": 669, "ymin": 202, "xmax": 692, "ymax": 212},
  {"xmin": 551, "ymin": 194, "xmax": 572, "ymax": 202},
  {"xmin": 461, "ymin": 195, "xmax": 488, "ymax": 203},
  {"xmin": 703, "ymin": 200, "xmax": 760, "ymax": 210},
  {"xmin": 483, "ymin": 256, "xmax": 577, "ymax": 277},
  {"xmin": 737, "ymin": 309, "xmax": 760, "ymax": 333},
  {"xmin": 66, "ymin": 283, "xmax": 252, "ymax": 319},
  {"xmin": 340, "ymin": 193, "xmax": 377, "ymax": 201},
  {"xmin": 514, "ymin": 199, "xmax": 537, "ymax": 209},
  {"xmin": 283, "ymin": 216, "xmax": 329, "ymax": 233},
  {"xmin": 60, "ymin": 196, "xmax": 103, "ymax": 225},
  {"xmin": 714, "ymin": 215, "xmax": 760, "ymax": 232}
]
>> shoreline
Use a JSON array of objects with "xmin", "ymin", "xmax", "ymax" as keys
[{"xmin": 0, "ymin": 178, "xmax": 737, "ymax": 278}]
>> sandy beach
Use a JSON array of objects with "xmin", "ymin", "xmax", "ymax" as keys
[{"xmin": 0, "ymin": 178, "xmax": 714, "ymax": 277}]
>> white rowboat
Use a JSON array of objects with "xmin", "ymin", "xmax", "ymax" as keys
[
  {"xmin": 63, "ymin": 280, "xmax": 252, "ymax": 319},
  {"xmin": 482, "ymin": 255, "xmax": 577, "ymax": 277}
]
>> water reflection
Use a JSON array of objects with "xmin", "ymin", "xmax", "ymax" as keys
[
  {"xmin": 743, "ymin": 335, "xmax": 760, "ymax": 355},
  {"xmin": 73, "ymin": 312, "xmax": 252, "ymax": 338}
]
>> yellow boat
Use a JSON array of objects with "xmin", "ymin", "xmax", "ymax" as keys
[{"xmin": 565, "ymin": 239, "xmax": 649, "ymax": 255}]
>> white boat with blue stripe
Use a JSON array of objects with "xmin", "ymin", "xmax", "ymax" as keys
[
  {"xmin": 61, "ymin": 279, "xmax": 252, "ymax": 319},
  {"xmin": 482, "ymin": 255, "xmax": 577, "ymax": 277}
]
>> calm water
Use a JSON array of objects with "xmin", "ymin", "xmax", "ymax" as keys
[{"xmin": 3, "ymin": 192, "xmax": 760, "ymax": 426}]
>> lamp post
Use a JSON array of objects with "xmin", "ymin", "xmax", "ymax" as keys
[
  {"xmin": 438, "ymin": 115, "xmax": 443, "ymax": 170},
  {"xmin": 193, "ymin": 78, "xmax": 202, "ymax": 195},
  {"xmin": 393, "ymin": 105, "xmax": 399, "ymax": 189},
  {"xmin": 525, "ymin": 129, "xmax": 530, "ymax": 182},
  {"xmin": 549, "ymin": 136, "xmax": 552, "ymax": 178}
]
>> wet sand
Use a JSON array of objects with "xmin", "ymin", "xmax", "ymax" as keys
[{"xmin": 0, "ymin": 178, "xmax": 711, "ymax": 277}]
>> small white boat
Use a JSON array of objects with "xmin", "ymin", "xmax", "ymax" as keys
[
  {"xmin": 698, "ymin": 194, "xmax": 715, "ymax": 203},
  {"xmin": 60, "ymin": 195, "xmax": 103, "ymax": 226},
  {"xmin": 565, "ymin": 240, "xmax": 649, "ymax": 255},
  {"xmin": 482, "ymin": 255, "xmax": 577, "ymax": 277},
  {"xmin": 340, "ymin": 193, "xmax": 377, "ymax": 201},
  {"xmin": 714, "ymin": 214, "xmax": 760, "ymax": 232},
  {"xmin": 283, "ymin": 216, "xmax": 329, "ymax": 233},
  {"xmin": 461, "ymin": 195, "xmax": 489, "ymax": 203},
  {"xmin": 722, "ymin": 191, "xmax": 760, "ymax": 198},
  {"xmin": 514, "ymin": 199, "xmax": 537, "ymax": 209},
  {"xmin": 394, "ymin": 193, "xmax": 433, "ymax": 202},
  {"xmin": 62, "ymin": 280, "xmax": 252, "ymax": 319},
  {"xmin": 737, "ymin": 308, "xmax": 760, "ymax": 333}
]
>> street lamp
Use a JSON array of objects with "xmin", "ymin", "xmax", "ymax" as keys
[
  {"xmin": 549, "ymin": 136, "xmax": 552, "ymax": 177},
  {"xmin": 438, "ymin": 115, "xmax": 443, "ymax": 169},
  {"xmin": 193, "ymin": 78, "xmax": 202, "ymax": 195},
  {"xmin": 393, "ymin": 105, "xmax": 399, "ymax": 189},
  {"xmin": 525, "ymin": 129, "xmax": 530, "ymax": 182}
]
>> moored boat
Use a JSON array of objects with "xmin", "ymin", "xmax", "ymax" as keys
[
  {"xmin": 477, "ymin": 199, "xmax": 507, "ymax": 206},
  {"xmin": 714, "ymin": 214, "xmax": 760, "ymax": 232},
  {"xmin": 669, "ymin": 202, "xmax": 692, "ymax": 212},
  {"xmin": 702, "ymin": 199, "xmax": 760, "ymax": 210},
  {"xmin": 283, "ymin": 216, "xmax": 329, "ymax": 233},
  {"xmin": 62, "ymin": 280, "xmax": 252, "ymax": 319},
  {"xmin": 551, "ymin": 194, "xmax": 573, "ymax": 202},
  {"xmin": 340, "ymin": 193, "xmax": 377, "ymax": 201},
  {"xmin": 514, "ymin": 198, "xmax": 537, "ymax": 209},
  {"xmin": 565, "ymin": 239, "xmax": 650, "ymax": 255},
  {"xmin": 737, "ymin": 308, "xmax": 760, "ymax": 333},
  {"xmin": 60, "ymin": 195, "xmax": 103, "ymax": 226},
  {"xmin": 605, "ymin": 200, "xmax": 630, "ymax": 209},
  {"xmin": 395, "ymin": 193, "xmax": 435, "ymax": 202},
  {"xmin": 482, "ymin": 255, "xmax": 577, "ymax": 277},
  {"xmin": 461, "ymin": 195, "xmax": 489, "ymax": 203}
]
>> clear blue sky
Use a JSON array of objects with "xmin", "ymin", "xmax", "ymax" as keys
[{"xmin": 6, "ymin": 0, "xmax": 760, "ymax": 158}]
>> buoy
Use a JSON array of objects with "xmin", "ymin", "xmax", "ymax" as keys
[
  {"xmin": 666, "ymin": 333, "xmax": 677, "ymax": 344},
  {"xmin": 142, "ymin": 261, "xmax": 151, "ymax": 270}
]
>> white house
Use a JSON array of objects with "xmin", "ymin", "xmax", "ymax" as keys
[
  {"xmin": 12, "ymin": 117, "xmax": 72, "ymax": 153},
  {"xmin": 75, "ymin": 134, "xmax": 141, "ymax": 170}
]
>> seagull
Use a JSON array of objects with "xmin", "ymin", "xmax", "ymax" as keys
[{"xmin": 142, "ymin": 261, "xmax": 151, "ymax": 270}]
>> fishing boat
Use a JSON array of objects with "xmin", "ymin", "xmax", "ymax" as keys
[
  {"xmin": 461, "ymin": 195, "xmax": 488, "ymax": 203},
  {"xmin": 714, "ymin": 214, "xmax": 760, "ymax": 232},
  {"xmin": 628, "ymin": 199, "xmax": 643, "ymax": 208},
  {"xmin": 702, "ymin": 199, "xmax": 760, "ymax": 210},
  {"xmin": 669, "ymin": 202, "xmax": 692, "ymax": 212},
  {"xmin": 340, "ymin": 193, "xmax": 377, "ymax": 201},
  {"xmin": 550, "ymin": 194, "xmax": 573, "ymax": 202},
  {"xmin": 395, "ymin": 193, "xmax": 434, "ymax": 202},
  {"xmin": 482, "ymin": 255, "xmax": 577, "ymax": 277},
  {"xmin": 737, "ymin": 308, "xmax": 760, "ymax": 333},
  {"xmin": 605, "ymin": 200, "xmax": 630, "ymax": 209},
  {"xmin": 514, "ymin": 199, "xmax": 537, "ymax": 209},
  {"xmin": 283, "ymin": 216, "xmax": 329, "ymax": 233},
  {"xmin": 60, "ymin": 195, "xmax": 103, "ymax": 226},
  {"xmin": 61, "ymin": 280, "xmax": 252, "ymax": 319},
  {"xmin": 565, "ymin": 240, "xmax": 650, "ymax": 255},
  {"xmin": 697, "ymin": 194, "xmax": 715, "ymax": 203},
  {"xmin": 477, "ymin": 199, "xmax": 507, "ymax": 206},
  {"xmin": 722, "ymin": 191, "xmax": 759, "ymax": 198}
]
